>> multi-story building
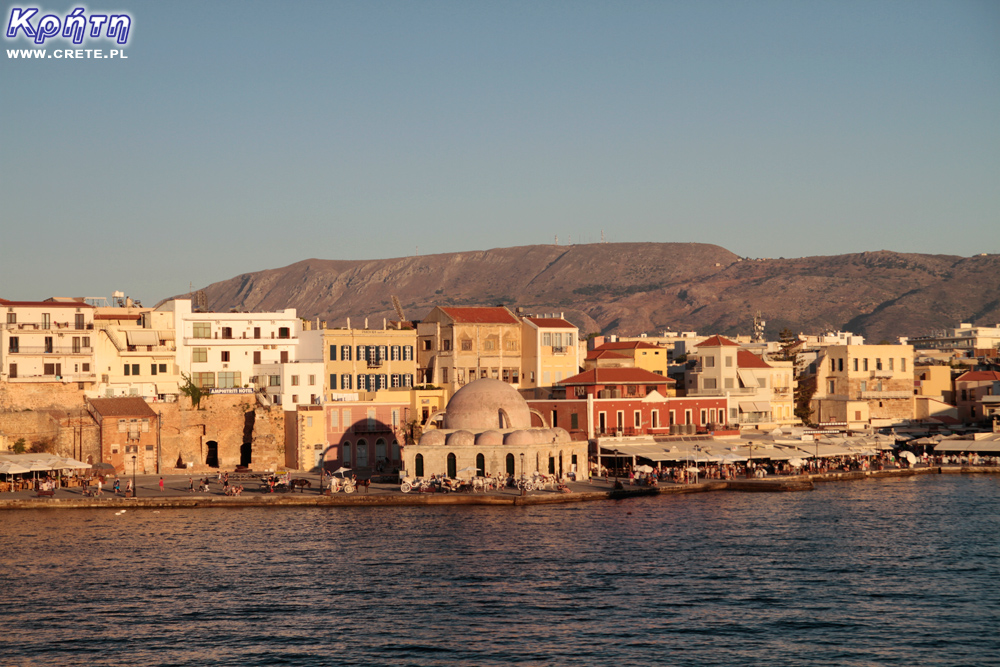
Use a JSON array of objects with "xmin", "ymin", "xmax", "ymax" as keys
[
  {"xmin": 589, "ymin": 341, "xmax": 670, "ymax": 376},
  {"xmin": 811, "ymin": 344, "xmax": 915, "ymax": 428},
  {"xmin": 417, "ymin": 306, "xmax": 523, "ymax": 394},
  {"xmin": 92, "ymin": 304, "xmax": 179, "ymax": 401},
  {"xmin": 157, "ymin": 298, "xmax": 301, "ymax": 396},
  {"xmin": 86, "ymin": 396, "xmax": 160, "ymax": 474},
  {"xmin": 0, "ymin": 297, "xmax": 97, "ymax": 385},
  {"xmin": 954, "ymin": 371, "xmax": 1000, "ymax": 423},
  {"xmin": 520, "ymin": 315, "xmax": 581, "ymax": 396},
  {"xmin": 905, "ymin": 322, "xmax": 1000, "ymax": 357},
  {"xmin": 318, "ymin": 324, "xmax": 417, "ymax": 399}
]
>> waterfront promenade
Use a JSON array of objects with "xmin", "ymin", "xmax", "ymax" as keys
[{"xmin": 1, "ymin": 464, "xmax": 997, "ymax": 510}]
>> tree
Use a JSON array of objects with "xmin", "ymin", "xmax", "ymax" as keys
[
  {"xmin": 794, "ymin": 376, "xmax": 817, "ymax": 426},
  {"xmin": 774, "ymin": 328, "xmax": 799, "ymax": 362},
  {"xmin": 12, "ymin": 438, "xmax": 26, "ymax": 454},
  {"xmin": 179, "ymin": 372, "xmax": 206, "ymax": 409}
]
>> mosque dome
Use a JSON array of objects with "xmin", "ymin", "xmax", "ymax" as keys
[
  {"xmin": 504, "ymin": 430, "xmax": 536, "ymax": 447},
  {"xmin": 444, "ymin": 378, "xmax": 532, "ymax": 430},
  {"xmin": 552, "ymin": 427, "xmax": 571, "ymax": 444},
  {"xmin": 420, "ymin": 430, "xmax": 446, "ymax": 447},
  {"xmin": 446, "ymin": 430, "xmax": 475, "ymax": 448},
  {"xmin": 475, "ymin": 430, "xmax": 504, "ymax": 447}
]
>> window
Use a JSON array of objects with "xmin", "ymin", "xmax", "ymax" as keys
[
  {"xmin": 634, "ymin": 411, "xmax": 641, "ymax": 428},
  {"xmin": 461, "ymin": 339, "xmax": 472, "ymax": 351},
  {"xmin": 876, "ymin": 358, "xmax": 883, "ymax": 371},
  {"xmin": 253, "ymin": 351, "xmax": 261, "ymax": 364},
  {"xmin": 292, "ymin": 395, "xmax": 298, "ymax": 403},
  {"xmin": 422, "ymin": 339, "xmax": 432, "ymax": 351},
  {"xmin": 131, "ymin": 364, "xmax": 139, "ymax": 376},
  {"xmin": 443, "ymin": 339, "xmax": 451, "ymax": 351},
  {"xmin": 192, "ymin": 348, "xmax": 207, "ymax": 363},
  {"xmin": 124, "ymin": 364, "xmax": 130, "ymax": 376},
  {"xmin": 403, "ymin": 345, "xmax": 413, "ymax": 360},
  {"xmin": 853, "ymin": 358, "xmax": 859, "ymax": 372},
  {"xmin": 5, "ymin": 312, "xmax": 14, "ymax": 325},
  {"xmin": 291, "ymin": 375, "xmax": 299, "ymax": 386},
  {"xmin": 269, "ymin": 375, "xmax": 281, "ymax": 386},
  {"xmin": 254, "ymin": 327, "xmax": 261, "ymax": 339},
  {"xmin": 901, "ymin": 358, "xmax": 906, "ymax": 372},
  {"xmin": 330, "ymin": 374, "xmax": 337, "ymax": 390},
  {"xmin": 830, "ymin": 358, "xmax": 836, "ymax": 372},
  {"xmin": 889, "ymin": 358, "xmax": 894, "ymax": 371},
  {"xmin": 704, "ymin": 378, "xmax": 717, "ymax": 389},
  {"xmin": 42, "ymin": 313, "xmax": 50, "ymax": 329},
  {"xmin": 651, "ymin": 410, "xmax": 659, "ymax": 428},
  {"xmin": 193, "ymin": 372, "xmax": 215, "ymax": 388},
  {"xmin": 341, "ymin": 345, "xmax": 351, "ymax": 361},
  {"xmin": 151, "ymin": 364, "xmax": 157, "ymax": 376},
  {"xmin": 82, "ymin": 363, "xmax": 90, "ymax": 372},
  {"xmin": 44, "ymin": 337, "xmax": 53, "ymax": 353},
  {"xmin": 704, "ymin": 355, "xmax": 715, "ymax": 368},
  {"xmin": 724, "ymin": 378, "xmax": 734, "ymax": 389},
  {"xmin": 505, "ymin": 339, "xmax": 516, "ymax": 351},
  {"xmin": 218, "ymin": 372, "xmax": 241, "ymax": 388},
  {"xmin": 329, "ymin": 345, "xmax": 338, "ymax": 361},
  {"xmin": 838, "ymin": 358, "xmax": 844, "ymax": 372},
  {"xmin": 571, "ymin": 413, "xmax": 579, "ymax": 430},
  {"xmin": 566, "ymin": 334, "xmax": 574, "ymax": 347},
  {"xmin": 725, "ymin": 356, "xmax": 733, "ymax": 367},
  {"xmin": 221, "ymin": 351, "xmax": 230, "ymax": 362},
  {"xmin": 730, "ymin": 407, "xmax": 738, "ymax": 420},
  {"xmin": 700, "ymin": 409, "xmax": 707, "ymax": 425},
  {"xmin": 442, "ymin": 368, "xmax": 449, "ymax": 383},
  {"xmin": 8, "ymin": 337, "xmax": 18, "ymax": 353},
  {"xmin": 543, "ymin": 332, "xmax": 552, "ymax": 346},
  {"xmin": 222, "ymin": 327, "xmax": 233, "ymax": 339},
  {"xmin": 278, "ymin": 327, "xmax": 290, "ymax": 339},
  {"xmin": 308, "ymin": 375, "xmax": 315, "ymax": 385},
  {"xmin": 863, "ymin": 358, "xmax": 869, "ymax": 371},
  {"xmin": 341, "ymin": 375, "xmax": 352, "ymax": 390},
  {"xmin": 158, "ymin": 363, "xmax": 167, "ymax": 373},
  {"xmin": 828, "ymin": 380, "xmax": 836, "ymax": 393},
  {"xmin": 860, "ymin": 381, "xmax": 867, "ymax": 392},
  {"xmin": 192, "ymin": 322, "xmax": 211, "ymax": 338},
  {"xmin": 684, "ymin": 409, "xmax": 692, "ymax": 424},
  {"xmin": 72, "ymin": 337, "xmax": 81, "ymax": 353},
  {"xmin": 391, "ymin": 345, "xmax": 401, "ymax": 361}
]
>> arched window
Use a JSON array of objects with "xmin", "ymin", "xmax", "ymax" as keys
[
  {"xmin": 505, "ymin": 453, "xmax": 515, "ymax": 475},
  {"xmin": 415, "ymin": 453, "xmax": 424, "ymax": 477},
  {"xmin": 447, "ymin": 453, "xmax": 457, "ymax": 478},
  {"xmin": 357, "ymin": 439, "xmax": 369, "ymax": 467},
  {"xmin": 391, "ymin": 441, "xmax": 400, "ymax": 463},
  {"xmin": 375, "ymin": 438, "xmax": 387, "ymax": 463},
  {"xmin": 342, "ymin": 441, "xmax": 352, "ymax": 466},
  {"xmin": 548, "ymin": 455, "xmax": 556, "ymax": 475},
  {"xmin": 476, "ymin": 453, "xmax": 485, "ymax": 477}
]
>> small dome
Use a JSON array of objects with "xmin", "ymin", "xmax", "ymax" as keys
[
  {"xmin": 446, "ymin": 430, "xmax": 475, "ymax": 448},
  {"xmin": 445, "ymin": 378, "xmax": 532, "ymax": 430},
  {"xmin": 552, "ymin": 427, "xmax": 571, "ymax": 444},
  {"xmin": 420, "ymin": 430, "xmax": 446, "ymax": 447},
  {"xmin": 475, "ymin": 430, "xmax": 504, "ymax": 447},
  {"xmin": 504, "ymin": 430, "xmax": 536, "ymax": 447}
]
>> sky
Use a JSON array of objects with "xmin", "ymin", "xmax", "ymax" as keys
[{"xmin": 2, "ymin": 0, "xmax": 998, "ymax": 306}]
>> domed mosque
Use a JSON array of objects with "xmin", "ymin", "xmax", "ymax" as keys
[{"xmin": 402, "ymin": 378, "xmax": 590, "ymax": 481}]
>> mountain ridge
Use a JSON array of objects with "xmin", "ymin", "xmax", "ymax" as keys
[{"xmin": 172, "ymin": 243, "xmax": 1000, "ymax": 343}]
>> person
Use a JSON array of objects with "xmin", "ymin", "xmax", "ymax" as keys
[
  {"xmin": 113, "ymin": 477, "xmax": 121, "ymax": 495},
  {"xmin": 96, "ymin": 478, "xmax": 103, "ymax": 496},
  {"xmin": 159, "ymin": 477, "xmax": 164, "ymax": 492},
  {"xmin": 125, "ymin": 478, "xmax": 133, "ymax": 495},
  {"xmin": 188, "ymin": 477, "xmax": 194, "ymax": 493}
]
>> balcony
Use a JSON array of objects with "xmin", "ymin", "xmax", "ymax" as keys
[
  {"xmin": 859, "ymin": 391, "xmax": 912, "ymax": 399},
  {"xmin": 6, "ymin": 346, "xmax": 94, "ymax": 355},
  {"xmin": 688, "ymin": 387, "xmax": 757, "ymax": 396},
  {"xmin": 367, "ymin": 359, "xmax": 383, "ymax": 369},
  {"xmin": 551, "ymin": 346, "xmax": 568, "ymax": 354},
  {"xmin": 3, "ymin": 321, "xmax": 93, "ymax": 331}
]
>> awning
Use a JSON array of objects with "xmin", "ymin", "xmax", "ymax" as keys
[
  {"xmin": 934, "ymin": 440, "xmax": 1000, "ymax": 453},
  {"xmin": 126, "ymin": 330, "xmax": 160, "ymax": 346},
  {"xmin": 156, "ymin": 382, "xmax": 179, "ymax": 394},
  {"xmin": 158, "ymin": 329, "xmax": 175, "ymax": 341},
  {"xmin": 739, "ymin": 401, "xmax": 769, "ymax": 413},
  {"xmin": 737, "ymin": 370, "xmax": 758, "ymax": 389}
]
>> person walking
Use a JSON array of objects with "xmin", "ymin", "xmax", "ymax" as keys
[
  {"xmin": 159, "ymin": 477, "xmax": 164, "ymax": 492},
  {"xmin": 96, "ymin": 478, "xmax": 103, "ymax": 496},
  {"xmin": 125, "ymin": 478, "xmax": 133, "ymax": 496},
  {"xmin": 113, "ymin": 477, "xmax": 121, "ymax": 495},
  {"xmin": 188, "ymin": 477, "xmax": 194, "ymax": 493}
]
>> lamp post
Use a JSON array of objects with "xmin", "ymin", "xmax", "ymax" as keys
[
  {"xmin": 131, "ymin": 454, "xmax": 137, "ymax": 498},
  {"xmin": 613, "ymin": 449, "xmax": 619, "ymax": 485},
  {"xmin": 520, "ymin": 453, "xmax": 525, "ymax": 496}
]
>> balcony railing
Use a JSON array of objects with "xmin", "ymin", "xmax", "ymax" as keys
[
  {"xmin": 3, "ymin": 321, "xmax": 93, "ymax": 330},
  {"xmin": 6, "ymin": 346, "xmax": 94, "ymax": 355},
  {"xmin": 551, "ymin": 346, "xmax": 568, "ymax": 354}
]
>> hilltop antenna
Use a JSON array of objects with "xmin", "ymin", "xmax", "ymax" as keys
[
  {"xmin": 601, "ymin": 230, "xmax": 606, "ymax": 243},
  {"xmin": 194, "ymin": 290, "xmax": 208, "ymax": 312}
]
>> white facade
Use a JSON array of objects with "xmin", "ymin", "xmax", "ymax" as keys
[{"xmin": 0, "ymin": 298, "xmax": 97, "ymax": 384}]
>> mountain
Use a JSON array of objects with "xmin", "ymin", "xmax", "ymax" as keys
[{"xmin": 177, "ymin": 243, "xmax": 1000, "ymax": 342}]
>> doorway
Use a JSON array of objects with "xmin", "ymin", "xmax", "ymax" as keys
[{"xmin": 206, "ymin": 440, "xmax": 219, "ymax": 468}]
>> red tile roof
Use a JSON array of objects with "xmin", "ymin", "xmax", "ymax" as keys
[
  {"xmin": 560, "ymin": 368, "xmax": 675, "ymax": 385},
  {"xmin": 586, "ymin": 350, "xmax": 630, "ymax": 361},
  {"xmin": 955, "ymin": 371, "xmax": 1000, "ymax": 383},
  {"xmin": 524, "ymin": 317, "xmax": 575, "ymax": 328},
  {"xmin": 695, "ymin": 335, "xmax": 740, "ymax": 347},
  {"xmin": 87, "ymin": 397, "xmax": 158, "ymax": 418},
  {"xmin": 594, "ymin": 341, "xmax": 660, "ymax": 351},
  {"xmin": 0, "ymin": 298, "xmax": 94, "ymax": 308},
  {"xmin": 439, "ymin": 307, "xmax": 520, "ymax": 324},
  {"xmin": 737, "ymin": 350, "xmax": 772, "ymax": 369}
]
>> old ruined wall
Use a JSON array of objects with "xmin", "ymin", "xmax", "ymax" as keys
[{"xmin": 156, "ymin": 395, "xmax": 287, "ymax": 474}]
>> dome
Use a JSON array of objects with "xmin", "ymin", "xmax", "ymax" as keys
[
  {"xmin": 552, "ymin": 427, "xmax": 571, "ymax": 444},
  {"xmin": 444, "ymin": 378, "xmax": 532, "ymax": 430},
  {"xmin": 419, "ymin": 430, "xmax": 446, "ymax": 447},
  {"xmin": 504, "ymin": 430, "xmax": 536, "ymax": 447},
  {"xmin": 446, "ymin": 430, "xmax": 475, "ymax": 448},
  {"xmin": 475, "ymin": 430, "xmax": 504, "ymax": 447}
]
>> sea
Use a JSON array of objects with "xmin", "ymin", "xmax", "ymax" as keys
[{"xmin": 2, "ymin": 474, "xmax": 998, "ymax": 667}]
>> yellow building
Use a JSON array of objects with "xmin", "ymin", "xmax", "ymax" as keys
[
  {"xmin": 321, "ymin": 326, "xmax": 417, "ymax": 399},
  {"xmin": 520, "ymin": 316, "xmax": 581, "ymax": 397},
  {"xmin": 590, "ymin": 341, "xmax": 669, "ymax": 376}
]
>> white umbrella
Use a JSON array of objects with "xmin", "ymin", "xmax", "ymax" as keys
[
  {"xmin": 788, "ymin": 457, "xmax": 805, "ymax": 467},
  {"xmin": 0, "ymin": 461, "xmax": 31, "ymax": 475},
  {"xmin": 685, "ymin": 466, "xmax": 700, "ymax": 474},
  {"xmin": 634, "ymin": 464, "xmax": 654, "ymax": 473},
  {"xmin": 332, "ymin": 466, "xmax": 352, "ymax": 475},
  {"xmin": 51, "ymin": 457, "xmax": 92, "ymax": 470},
  {"xmin": 456, "ymin": 466, "xmax": 478, "ymax": 476},
  {"xmin": 901, "ymin": 451, "xmax": 917, "ymax": 464}
]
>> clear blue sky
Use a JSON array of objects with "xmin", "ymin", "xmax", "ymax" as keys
[{"xmin": 2, "ymin": 0, "xmax": 998, "ymax": 305}]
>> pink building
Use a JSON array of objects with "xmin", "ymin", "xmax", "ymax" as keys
[{"xmin": 322, "ymin": 401, "xmax": 410, "ymax": 473}]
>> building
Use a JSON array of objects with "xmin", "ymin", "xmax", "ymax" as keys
[
  {"xmin": 954, "ymin": 371, "xmax": 1000, "ymax": 423},
  {"xmin": 811, "ymin": 344, "xmax": 915, "ymax": 428},
  {"xmin": 401, "ymin": 378, "xmax": 589, "ymax": 480},
  {"xmin": 520, "ymin": 315, "xmax": 581, "ymax": 396},
  {"xmin": 86, "ymin": 396, "xmax": 160, "ymax": 474},
  {"xmin": 1, "ymin": 297, "xmax": 97, "ymax": 386},
  {"xmin": 529, "ymin": 367, "xmax": 726, "ymax": 440},
  {"xmin": 904, "ymin": 323, "xmax": 1000, "ymax": 357},
  {"xmin": 417, "ymin": 306, "xmax": 523, "ymax": 394},
  {"xmin": 317, "ymin": 323, "xmax": 417, "ymax": 399},
  {"xmin": 588, "ymin": 341, "xmax": 670, "ymax": 376},
  {"xmin": 91, "ymin": 304, "xmax": 179, "ymax": 401}
]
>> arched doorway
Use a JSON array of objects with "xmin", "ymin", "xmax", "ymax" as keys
[
  {"xmin": 314, "ymin": 444, "xmax": 324, "ymax": 469},
  {"xmin": 415, "ymin": 453, "xmax": 424, "ymax": 477},
  {"xmin": 240, "ymin": 442, "xmax": 252, "ymax": 468},
  {"xmin": 357, "ymin": 439, "xmax": 369, "ymax": 468},
  {"xmin": 476, "ymin": 453, "xmax": 485, "ymax": 477},
  {"xmin": 447, "ymin": 453, "xmax": 457, "ymax": 478},
  {"xmin": 375, "ymin": 438, "xmax": 387, "ymax": 469},
  {"xmin": 505, "ymin": 453, "xmax": 515, "ymax": 475},
  {"xmin": 343, "ymin": 441, "xmax": 352, "ymax": 467},
  {"xmin": 548, "ymin": 455, "xmax": 555, "ymax": 475},
  {"xmin": 206, "ymin": 440, "xmax": 219, "ymax": 468}
]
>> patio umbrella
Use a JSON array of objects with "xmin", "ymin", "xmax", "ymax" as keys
[
  {"xmin": 634, "ymin": 464, "xmax": 654, "ymax": 473},
  {"xmin": 332, "ymin": 466, "xmax": 352, "ymax": 475},
  {"xmin": 0, "ymin": 461, "xmax": 31, "ymax": 475},
  {"xmin": 788, "ymin": 457, "xmax": 805, "ymax": 467}
]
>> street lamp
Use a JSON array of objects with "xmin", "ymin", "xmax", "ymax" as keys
[
  {"xmin": 613, "ymin": 449, "xmax": 619, "ymax": 485},
  {"xmin": 131, "ymin": 454, "xmax": 137, "ymax": 498},
  {"xmin": 520, "ymin": 453, "xmax": 525, "ymax": 496}
]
